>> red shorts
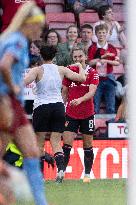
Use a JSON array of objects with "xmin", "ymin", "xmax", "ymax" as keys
[{"xmin": 9, "ymin": 95, "xmax": 30, "ymax": 134}]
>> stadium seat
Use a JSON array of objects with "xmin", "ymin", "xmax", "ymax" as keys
[
  {"xmin": 95, "ymin": 116, "xmax": 108, "ymax": 137},
  {"xmin": 114, "ymin": 12, "xmax": 125, "ymax": 23},
  {"xmin": 45, "ymin": 4, "xmax": 64, "ymax": 13},
  {"xmin": 79, "ymin": 13, "xmax": 99, "ymax": 26},
  {"xmin": 45, "ymin": 0, "xmax": 64, "ymax": 13},
  {"xmin": 79, "ymin": 12, "xmax": 125, "ymax": 27},
  {"xmin": 46, "ymin": 13, "xmax": 76, "ymax": 41},
  {"xmin": 84, "ymin": 9, "xmax": 97, "ymax": 13},
  {"xmin": 95, "ymin": 114, "xmax": 116, "ymax": 138},
  {"xmin": 95, "ymin": 117, "xmax": 107, "ymax": 129},
  {"xmin": 113, "ymin": 0, "xmax": 124, "ymax": 3},
  {"xmin": 113, "ymin": 3, "xmax": 124, "ymax": 12}
]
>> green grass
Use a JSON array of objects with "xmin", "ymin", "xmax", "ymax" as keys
[
  {"xmin": 16, "ymin": 179, "xmax": 127, "ymax": 205},
  {"xmin": 46, "ymin": 179, "xmax": 126, "ymax": 205}
]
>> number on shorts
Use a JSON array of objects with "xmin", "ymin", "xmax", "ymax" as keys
[{"xmin": 89, "ymin": 119, "xmax": 94, "ymax": 131}]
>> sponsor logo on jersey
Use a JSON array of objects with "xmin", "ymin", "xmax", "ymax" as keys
[{"xmin": 15, "ymin": 0, "xmax": 29, "ymax": 3}]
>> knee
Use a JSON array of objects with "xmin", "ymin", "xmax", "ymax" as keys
[{"xmin": 83, "ymin": 141, "xmax": 92, "ymax": 148}]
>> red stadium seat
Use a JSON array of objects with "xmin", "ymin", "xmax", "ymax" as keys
[
  {"xmin": 95, "ymin": 118, "xmax": 107, "ymax": 129},
  {"xmin": 84, "ymin": 9, "xmax": 97, "ymax": 13},
  {"xmin": 114, "ymin": 12, "xmax": 125, "ymax": 23},
  {"xmin": 79, "ymin": 12, "xmax": 125, "ymax": 27},
  {"xmin": 113, "ymin": 3, "xmax": 124, "ymax": 12},
  {"xmin": 45, "ymin": 4, "xmax": 64, "ymax": 13},
  {"xmin": 113, "ymin": 0, "xmax": 124, "ymax": 3},
  {"xmin": 79, "ymin": 13, "xmax": 99, "ymax": 26},
  {"xmin": 45, "ymin": 0, "xmax": 64, "ymax": 13},
  {"xmin": 46, "ymin": 13, "xmax": 76, "ymax": 40},
  {"xmin": 95, "ymin": 116, "xmax": 108, "ymax": 137}
]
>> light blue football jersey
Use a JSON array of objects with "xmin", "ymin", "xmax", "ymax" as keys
[{"xmin": 0, "ymin": 31, "xmax": 29, "ymax": 103}]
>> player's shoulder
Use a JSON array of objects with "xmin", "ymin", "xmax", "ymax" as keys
[
  {"xmin": 89, "ymin": 42, "xmax": 97, "ymax": 49},
  {"xmin": 108, "ymin": 43, "xmax": 116, "ymax": 51},
  {"xmin": 6, "ymin": 32, "xmax": 27, "ymax": 49},
  {"xmin": 87, "ymin": 65, "xmax": 97, "ymax": 74},
  {"xmin": 87, "ymin": 65, "xmax": 99, "ymax": 79}
]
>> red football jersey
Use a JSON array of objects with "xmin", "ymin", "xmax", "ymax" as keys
[
  {"xmin": 88, "ymin": 42, "xmax": 117, "ymax": 74},
  {"xmin": 0, "ymin": 0, "xmax": 45, "ymax": 31},
  {"xmin": 63, "ymin": 65, "xmax": 99, "ymax": 119}
]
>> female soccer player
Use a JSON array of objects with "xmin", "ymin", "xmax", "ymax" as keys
[
  {"xmin": 0, "ymin": 2, "xmax": 48, "ymax": 204},
  {"xmin": 24, "ymin": 44, "xmax": 86, "ymax": 183},
  {"xmin": 62, "ymin": 47, "xmax": 99, "ymax": 182}
]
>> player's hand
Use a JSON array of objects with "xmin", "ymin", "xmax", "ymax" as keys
[
  {"xmin": 101, "ymin": 53, "xmax": 115, "ymax": 59},
  {"xmin": 70, "ymin": 98, "xmax": 82, "ymax": 106}
]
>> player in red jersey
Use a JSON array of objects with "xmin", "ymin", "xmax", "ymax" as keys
[{"xmin": 62, "ymin": 47, "xmax": 99, "ymax": 182}]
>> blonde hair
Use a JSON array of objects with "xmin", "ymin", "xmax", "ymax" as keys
[{"xmin": 0, "ymin": 1, "xmax": 45, "ymax": 39}]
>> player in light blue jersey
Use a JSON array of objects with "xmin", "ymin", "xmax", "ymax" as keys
[{"xmin": 0, "ymin": 2, "xmax": 48, "ymax": 205}]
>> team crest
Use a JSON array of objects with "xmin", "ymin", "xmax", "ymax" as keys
[{"xmin": 65, "ymin": 121, "xmax": 69, "ymax": 127}]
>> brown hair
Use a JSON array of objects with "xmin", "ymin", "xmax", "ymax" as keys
[
  {"xmin": 95, "ymin": 23, "xmax": 108, "ymax": 34},
  {"xmin": 71, "ymin": 46, "xmax": 86, "ymax": 56}
]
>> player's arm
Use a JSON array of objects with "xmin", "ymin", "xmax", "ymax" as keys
[
  {"xmin": 79, "ymin": 84, "xmax": 97, "ymax": 102},
  {"xmin": 101, "ymin": 46, "xmax": 120, "ymax": 66},
  {"xmin": 24, "ymin": 67, "xmax": 39, "ymax": 85},
  {"xmin": 100, "ymin": 58, "xmax": 120, "ymax": 66},
  {"xmin": 70, "ymin": 84, "xmax": 97, "ymax": 106},
  {"xmin": 0, "ymin": 53, "xmax": 20, "ymax": 95},
  {"xmin": 63, "ymin": 63, "xmax": 86, "ymax": 82},
  {"xmin": 62, "ymin": 85, "xmax": 69, "ymax": 104}
]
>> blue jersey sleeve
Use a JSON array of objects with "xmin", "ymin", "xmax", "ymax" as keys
[
  {"xmin": 6, "ymin": 40, "xmax": 25, "ymax": 61},
  {"xmin": 3, "ymin": 32, "xmax": 27, "ymax": 62}
]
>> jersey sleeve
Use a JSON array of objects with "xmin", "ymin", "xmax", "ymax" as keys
[
  {"xmin": 6, "ymin": 38, "xmax": 25, "ymax": 62},
  {"xmin": 62, "ymin": 77, "xmax": 71, "ymax": 87},
  {"xmin": 89, "ymin": 69, "xmax": 99, "ymax": 85},
  {"xmin": 62, "ymin": 65, "xmax": 79, "ymax": 87}
]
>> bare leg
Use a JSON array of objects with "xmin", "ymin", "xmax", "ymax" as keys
[
  {"xmin": 12, "ymin": 124, "xmax": 48, "ymax": 205},
  {"xmin": 50, "ymin": 132, "xmax": 62, "ymax": 154},
  {"xmin": 13, "ymin": 124, "xmax": 39, "ymax": 158},
  {"xmin": 0, "ymin": 132, "xmax": 11, "ymax": 157},
  {"xmin": 36, "ymin": 132, "xmax": 47, "ymax": 156}
]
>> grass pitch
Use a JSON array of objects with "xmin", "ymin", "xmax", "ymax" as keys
[
  {"xmin": 15, "ymin": 179, "xmax": 126, "ymax": 205},
  {"xmin": 46, "ymin": 179, "xmax": 126, "ymax": 205}
]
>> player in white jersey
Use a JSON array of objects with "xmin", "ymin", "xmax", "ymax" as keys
[{"xmin": 24, "ymin": 44, "xmax": 86, "ymax": 183}]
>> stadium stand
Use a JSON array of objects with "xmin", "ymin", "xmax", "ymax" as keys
[
  {"xmin": 79, "ymin": 12, "xmax": 99, "ymax": 26},
  {"xmin": 79, "ymin": 12, "xmax": 125, "ymax": 26},
  {"xmin": 45, "ymin": 0, "xmax": 64, "ymax": 13},
  {"xmin": 113, "ymin": 3, "xmax": 124, "ymax": 12},
  {"xmin": 24, "ymin": 0, "xmax": 125, "ymax": 137},
  {"xmin": 46, "ymin": 12, "xmax": 76, "ymax": 41},
  {"xmin": 95, "ymin": 114, "xmax": 116, "ymax": 138},
  {"xmin": 113, "ymin": 0, "xmax": 123, "ymax": 3}
]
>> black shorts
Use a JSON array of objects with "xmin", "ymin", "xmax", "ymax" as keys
[
  {"xmin": 65, "ymin": 115, "xmax": 95, "ymax": 135},
  {"xmin": 32, "ymin": 102, "xmax": 65, "ymax": 133}
]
